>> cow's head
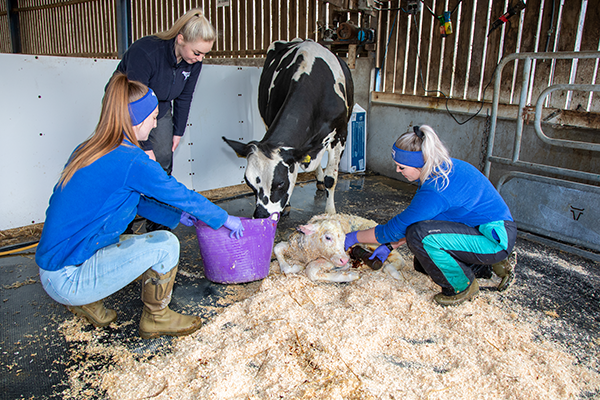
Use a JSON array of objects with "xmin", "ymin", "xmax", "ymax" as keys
[{"xmin": 223, "ymin": 136, "xmax": 300, "ymax": 218}]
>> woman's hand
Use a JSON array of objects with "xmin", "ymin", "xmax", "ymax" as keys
[
  {"xmin": 344, "ymin": 232, "xmax": 359, "ymax": 251},
  {"xmin": 180, "ymin": 211, "xmax": 197, "ymax": 227},
  {"xmin": 145, "ymin": 150, "xmax": 156, "ymax": 161},
  {"xmin": 172, "ymin": 136, "xmax": 182, "ymax": 152},
  {"xmin": 369, "ymin": 244, "xmax": 392, "ymax": 263},
  {"xmin": 223, "ymin": 215, "xmax": 244, "ymax": 239}
]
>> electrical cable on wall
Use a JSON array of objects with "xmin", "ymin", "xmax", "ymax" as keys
[{"xmin": 408, "ymin": 12, "xmax": 500, "ymax": 125}]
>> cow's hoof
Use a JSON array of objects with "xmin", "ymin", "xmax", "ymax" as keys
[{"xmin": 316, "ymin": 180, "xmax": 325, "ymax": 191}]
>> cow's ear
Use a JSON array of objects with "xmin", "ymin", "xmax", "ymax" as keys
[
  {"xmin": 222, "ymin": 136, "xmax": 252, "ymax": 158},
  {"xmin": 297, "ymin": 224, "xmax": 316, "ymax": 235}
]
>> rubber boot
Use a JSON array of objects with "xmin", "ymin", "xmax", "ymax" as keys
[
  {"xmin": 492, "ymin": 251, "xmax": 517, "ymax": 292},
  {"xmin": 139, "ymin": 266, "xmax": 202, "ymax": 339},
  {"xmin": 67, "ymin": 300, "xmax": 117, "ymax": 328},
  {"xmin": 434, "ymin": 280, "xmax": 479, "ymax": 307}
]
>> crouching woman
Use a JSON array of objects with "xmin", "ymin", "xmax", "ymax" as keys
[
  {"xmin": 35, "ymin": 72, "xmax": 244, "ymax": 338},
  {"xmin": 345, "ymin": 125, "xmax": 517, "ymax": 306}
]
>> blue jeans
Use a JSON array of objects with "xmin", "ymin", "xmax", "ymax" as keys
[{"xmin": 38, "ymin": 231, "xmax": 179, "ymax": 306}]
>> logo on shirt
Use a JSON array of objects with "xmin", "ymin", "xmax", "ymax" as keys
[{"xmin": 182, "ymin": 71, "xmax": 191, "ymax": 80}]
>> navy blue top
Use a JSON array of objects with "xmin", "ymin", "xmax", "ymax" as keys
[
  {"xmin": 375, "ymin": 159, "xmax": 513, "ymax": 243},
  {"xmin": 36, "ymin": 141, "xmax": 228, "ymax": 271},
  {"xmin": 116, "ymin": 36, "xmax": 203, "ymax": 140}
]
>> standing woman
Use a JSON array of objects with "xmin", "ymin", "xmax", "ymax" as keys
[
  {"xmin": 345, "ymin": 125, "xmax": 517, "ymax": 306},
  {"xmin": 36, "ymin": 73, "xmax": 244, "ymax": 339},
  {"xmin": 115, "ymin": 8, "xmax": 215, "ymax": 231}
]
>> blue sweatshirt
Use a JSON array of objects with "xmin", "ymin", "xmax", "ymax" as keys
[
  {"xmin": 375, "ymin": 159, "xmax": 513, "ymax": 244},
  {"xmin": 115, "ymin": 36, "xmax": 202, "ymax": 139},
  {"xmin": 36, "ymin": 141, "xmax": 228, "ymax": 271}
]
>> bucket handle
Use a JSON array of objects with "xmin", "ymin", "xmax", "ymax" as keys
[{"xmin": 270, "ymin": 212, "xmax": 280, "ymax": 222}]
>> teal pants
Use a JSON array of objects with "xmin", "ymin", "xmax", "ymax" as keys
[{"xmin": 405, "ymin": 220, "xmax": 517, "ymax": 294}]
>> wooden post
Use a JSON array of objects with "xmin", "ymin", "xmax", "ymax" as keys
[{"xmin": 6, "ymin": 0, "xmax": 21, "ymax": 54}]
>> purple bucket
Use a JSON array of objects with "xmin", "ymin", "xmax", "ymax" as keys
[{"xmin": 194, "ymin": 213, "xmax": 279, "ymax": 284}]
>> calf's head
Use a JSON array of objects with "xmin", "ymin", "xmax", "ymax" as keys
[
  {"xmin": 297, "ymin": 220, "xmax": 350, "ymax": 267},
  {"xmin": 223, "ymin": 137, "xmax": 299, "ymax": 218}
]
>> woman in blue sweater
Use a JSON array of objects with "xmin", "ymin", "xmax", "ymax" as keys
[
  {"xmin": 345, "ymin": 125, "xmax": 517, "ymax": 306},
  {"xmin": 115, "ymin": 8, "xmax": 215, "ymax": 232},
  {"xmin": 36, "ymin": 73, "xmax": 244, "ymax": 339}
]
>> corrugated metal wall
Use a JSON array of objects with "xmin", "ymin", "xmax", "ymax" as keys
[
  {"xmin": 1, "ymin": 0, "xmax": 599, "ymax": 112},
  {"xmin": 375, "ymin": 0, "xmax": 600, "ymax": 112}
]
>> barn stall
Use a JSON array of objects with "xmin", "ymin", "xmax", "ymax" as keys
[{"xmin": 1, "ymin": 0, "xmax": 599, "ymax": 399}]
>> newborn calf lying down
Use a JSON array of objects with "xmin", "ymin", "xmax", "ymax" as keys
[{"xmin": 274, "ymin": 213, "xmax": 406, "ymax": 282}]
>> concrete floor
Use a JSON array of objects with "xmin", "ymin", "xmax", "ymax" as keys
[{"xmin": 1, "ymin": 172, "xmax": 599, "ymax": 399}]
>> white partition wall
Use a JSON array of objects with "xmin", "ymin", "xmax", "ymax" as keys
[{"xmin": 0, "ymin": 55, "xmax": 264, "ymax": 230}]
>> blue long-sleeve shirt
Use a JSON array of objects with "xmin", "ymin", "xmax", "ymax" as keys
[
  {"xmin": 375, "ymin": 159, "xmax": 513, "ymax": 244},
  {"xmin": 115, "ymin": 36, "xmax": 202, "ymax": 140},
  {"xmin": 36, "ymin": 141, "xmax": 228, "ymax": 271}
]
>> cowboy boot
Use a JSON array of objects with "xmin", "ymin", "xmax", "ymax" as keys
[
  {"xmin": 67, "ymin": 299, "xmax": 117, "ymax": 328},
  {"xmin": 139, "ymin": 266, "xmax": 202, "ymax": 339}
]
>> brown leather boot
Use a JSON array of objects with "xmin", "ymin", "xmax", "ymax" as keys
[
  {"xmin": 139, "ymin": 266, "xmax": 202, "ymax": 340},
  {"xmin": 492, "ymin": 251, "xmax": 517, "ymax": 292},
  {"xmin": 67, "ymin": 300, "xmax": 117, "ymax": 328},
  {"xmin": 433, "ymin": 280, "xmax": 479, "ymax": 307}
]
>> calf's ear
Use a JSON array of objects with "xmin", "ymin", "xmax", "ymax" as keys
[
  {"xmin": 297, "ymin": 224, "xmax": 317, "ymax": 235},
  {"xmin": 222, "ymin": 136, "xmax": 253, "ymax": 158}
]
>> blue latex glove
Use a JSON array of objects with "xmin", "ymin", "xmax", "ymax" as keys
[
  {"xmin": 370, "ymin": 244, "xmax": 392, "ymax": 263},
  {"xmin": 344, "ymin": 231, "xmax": 359, "ymax": 251},
  {"xmin": 223, "ymin": 215, "xmax": 244, "ymax": 239},
  {"xmin": 180, "ymin": 211, "xmax": 198, "ymax": 227}
]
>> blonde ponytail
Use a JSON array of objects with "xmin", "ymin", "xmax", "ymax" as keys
[{"xmin": 154, "ymin": 8, "xmax": 216, "ymax": 43}]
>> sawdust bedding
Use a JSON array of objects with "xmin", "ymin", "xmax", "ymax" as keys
[{"xmin": 58, "ymin": 241, "xmax": 600, "ymax": 399}]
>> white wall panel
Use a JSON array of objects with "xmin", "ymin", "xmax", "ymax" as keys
[
  {"xmin": 0, "ymin": 55, "xmax": 263, "ymax": 230},
  {"xmin": 185, "ymin": 65, "xmax": 264, "ymax": 191}
]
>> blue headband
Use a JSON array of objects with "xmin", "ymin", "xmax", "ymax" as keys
[
  {"xmin": 392, "ymin": 142, "xmax": 425, "ymax": 168},
  {"xmin": 129, "ymin": 89, "xmax": 158, "ymax": 126}
]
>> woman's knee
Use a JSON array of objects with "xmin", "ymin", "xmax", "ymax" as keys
[
  {"xmin": 146, "ymin": 231, "xmax": 180, "ymax": 273},
  {"xmin": 406, "ymin": 221, "xmax": 431, "ymax": 248}
]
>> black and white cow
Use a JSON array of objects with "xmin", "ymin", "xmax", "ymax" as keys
[{"xmin": 223, "ymin": 38, "xmax": 354, "ymax": 219}]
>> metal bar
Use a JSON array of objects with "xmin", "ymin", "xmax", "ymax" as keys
[
  {"xmin": 534, "ymin": 83, "xmax": 600, "ymax": 152},
  {"xmin": 489, "ymin": 156, "xmax": 600, "ymax": 183},
  {"xmin": 518, "ymin": 231, "xmax": 600, "ymax": 263},
  {"xmin": 512, "ymin": 57, "xmax": 531, "ymax": 163}
]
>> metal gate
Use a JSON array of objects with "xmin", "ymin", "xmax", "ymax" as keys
[{"xmin": 485, "ymin": 51, "xmax": 600, "ymax": 259}]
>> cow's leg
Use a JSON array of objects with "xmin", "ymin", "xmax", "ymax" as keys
[
  {"xmin": 274, "ymin": 242, "xmax": 303, "ymax": 274},
  {"xmin": 322, "ymin": 142, "xmax": 344, "ymax": 214},
  {"xmin": 305, "ymin": 259, "xmax": 359, "ymax": 282},
  {"xmin": 316, "ymin": 165, "xmax": 325, "ymax": 191}
]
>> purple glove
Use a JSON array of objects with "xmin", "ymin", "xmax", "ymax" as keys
[
  {"xmin": 344, "ymin": 231, "xmax": 359, "ymax": 251},
  {"xmin": 180, "ymin": 211, "xmax": 198, "ymax": 227},
  {"xmin": 370, "ymin": 243, "xmax": 392, "ymax": 263},
  {"xmin": 223, "ymin": 215, "xmax": 244, "ymax": 239}
]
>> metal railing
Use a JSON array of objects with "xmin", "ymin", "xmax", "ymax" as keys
[{"xmin": 484, "ymin": 51, "xmax": 600, "ymax": 183}]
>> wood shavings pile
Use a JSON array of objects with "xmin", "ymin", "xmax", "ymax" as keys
[{"xmin": 94, "ymin": 260, "xmax": 598, "ymax": 399}]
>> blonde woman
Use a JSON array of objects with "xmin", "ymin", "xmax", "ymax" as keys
[
  {"xmin": 36, "ymin": 73, "xmax": 243, "ymax": 339},
  {"xmin": 345, "ymin": 125, "xmax": 517, "ymax": 306},
  {"xmin": 115, "ymin": 8, "xmax": 216, "ymax": 231}
]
